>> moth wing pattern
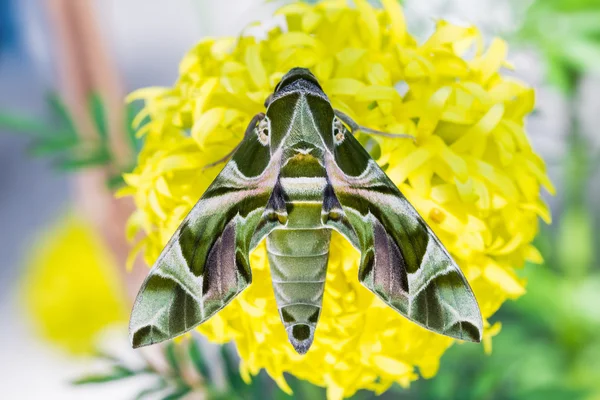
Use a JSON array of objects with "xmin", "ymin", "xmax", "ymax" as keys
[
  {"xmin": 129, "ymin": 126, "xmax": 282, "ymax": 348},
  {"xmin": 324, "ymin": 132, "xmax": 483, "ymax": 342}
]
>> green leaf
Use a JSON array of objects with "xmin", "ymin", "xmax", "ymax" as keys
[
  {"xmin": 46, "ymin": 92, "xmax": 77, "ymax": 137},
  {"xmin": 219, "ymin": 345, "xmax": 245, "ymax": 393},
  {"xmin": 558, "ymin": 11, "xmax": 600, "ymax": 36},
  {"xmin": 545, "ymin": 57, "xmax": 575, "ymax": 94},
  {"xmin": 205, "ymin": 387, "xmax": 242, "ymax": 400},
  {"xmin": 92, "ymin": 350, "xmax": 121, "ymax": 363},
  {"xmin": 3, "ymin": 90, "xmax": 141, "ymax": 181},
  {"xmin": 165, "ymin": 342, "xmax": 181, "ymax": 376},
  {"xmin": 517, "ymin": 386, "xmax": 588, "ymax": 400},
  {"xmin": 556, "ymin": 205, "xmax": 594, "ymax": 277},
  {"xmin": 561, "ymin": 38, "xmax": 600, "ymax": 74},
  {"xmin": 133, "ymin": 380, "xmax": 168, "ymax": 400},
  {"xmin": 126, "ymin": 103, "xmax": 145, "ymax": 153},
  {"xmin": 295, "ymin": 377, "xmax": 326, "ymax": 400},
  {"xmin": 56, "ymin": 147, "xmax": 112, "ymax": 170},
  {"xmin": 89, "ymin": 93, "xmax": 108, "ymax": 140},
  {"xmin": 188, "ymin": 338, "xmax": 212, "ymax": 383},
  {"xmin": 0, "ymin": 112, "xmax": 52, "ymax": 136},
  {"xmin": 545, "ymin": 0, "xmax": 600, "ymax": 13},
  {"xmin": 516, "ymin": 0, "xmax": 600, "ymax": 93},
  {"xmin": 72, "ymin": 365, "xmax": 136, "ymax": 385},
  {"xmin": 107, "ymin": 173, "xmax": 127, "ymax": 190},
  {"xmin": 29, "ymin": 135, "xmax": 80, "ymax": 156},
  {"xmin": 161, "ymin": 385, "xmax": 192, "ymax": 400}
]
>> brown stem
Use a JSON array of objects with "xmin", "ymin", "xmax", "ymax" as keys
[
  {"xmin": 45, "ymin": 0, "xmax": 131, "ymax": 167},
  {"xmin": 44, "ymin": 0, "xmax": 145, "ymax": 300}
]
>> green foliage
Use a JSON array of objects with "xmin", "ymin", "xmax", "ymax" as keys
[
  {"xmin": 188, "ymin": 337, "xmax": 212, "ymax": 381},
  {"xmin": 219, "ymin": 346, "xmax": 246, "ymax": 394},
  {"xmin": 0, "ymin": 92, "xmax": 143, "ymax": 188},
  {"xmin": 556, "ymin": 136, "xmax": 594, "ymax": 279},
  {"xmin": 72, "ymin": 365, "xmax": 140, "ymax": 385},
  {"xmin": 76, "ymin": 336, "xmax": 367, "ymax": 400},
  {"xmin": 515, "ymin": 0, "xmax": 600, "ymax": 93}
]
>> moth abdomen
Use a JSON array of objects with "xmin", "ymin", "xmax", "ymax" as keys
[{"xmin": 267, "ymin": 227, "xmax": 331, "ymax": 354}]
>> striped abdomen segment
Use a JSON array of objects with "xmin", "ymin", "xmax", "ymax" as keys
[{"xmin": 267, "ymin": 210, "xmax": 331, "ymax": 354}]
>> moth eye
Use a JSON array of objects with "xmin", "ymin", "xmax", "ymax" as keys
[
  {"xmin": 333, "ymin": 118, "xmax": 345, "ymax": 145},
  {"xmin": 256, "ymin": 117, "xmax": 270, "ymax": 146}
]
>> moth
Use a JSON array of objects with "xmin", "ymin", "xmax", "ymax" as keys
[{"xmin": 130, "ymin": 68, "xmax": 483, "ymax": 354}]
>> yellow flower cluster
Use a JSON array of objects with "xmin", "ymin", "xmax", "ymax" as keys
[
  {"xmin": 120, "ymin": 0, "xmax": 554, "ymax": 398},
  {"xmin": 23, "ymin": 215, "xmax": 126, "ymax": 355}
]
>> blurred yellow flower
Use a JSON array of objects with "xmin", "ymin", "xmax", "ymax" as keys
[
  {"xmin": 23, "ymin": 215, "xmax": 127, "ymax": 355},
  {"xmin": 120, "ymin": 0, "xmax": 554, "ymax": 398}
]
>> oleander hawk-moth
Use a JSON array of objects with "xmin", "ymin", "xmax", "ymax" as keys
[{"xmin": 129, "ymin": 68, "xmax": 483, "ymax": 354}]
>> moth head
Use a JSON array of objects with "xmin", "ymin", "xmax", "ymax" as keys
[
  {"xmin": 274, "ymin": 67, "xmax": 321, "ymax": 94},
  {"xmin": 265, "ymin": 67, "xmax": 333, "ymax": 157}
]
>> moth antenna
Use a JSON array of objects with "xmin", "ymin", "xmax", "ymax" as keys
[
  {"xmin": 203, "ymin": 112, "xmax": 266, "ymax": 169},
  {"xmin": 203, "ymin": 143, "xmax": 241, "ymax": 169},
  {"xmin": 334, "ymin": 109, "xmax": 416, "ymax": 142}
]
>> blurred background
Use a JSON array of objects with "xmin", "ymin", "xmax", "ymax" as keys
[{"xmin": 0, "ymin": 0, "xmax": 599, "ymax": 399}]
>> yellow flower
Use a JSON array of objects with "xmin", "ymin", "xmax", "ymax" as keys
[
  {"xmin": 120, "ymin": 1, "xmax": 554, "ymax": 398},
  {"xmin": 23, "ymin": 215, "xmax": 127, "ymax": 355}
]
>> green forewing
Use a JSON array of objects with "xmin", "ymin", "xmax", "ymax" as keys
[
  {"xmin": 325, "ymin": 133, "xmax": 483, "ymax": 342},
  {"xmin": 129, "ymin": 132, "xmax": 281, "ymax": 348}
]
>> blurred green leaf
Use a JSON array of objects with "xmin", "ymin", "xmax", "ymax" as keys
[
  {"xmin": 545, "ymin": 56, "xmax": 575, "ymax": 94},
  {"xmin": 556, "ymin": 205, "xmax": 593, "ymax": 277},
  {"xmin": 133, "ymin": 380, "xmax": 168, "ymax": 400},
  {"xmin": 1, "ymin": 91, "xmax": 141, "ymax": 188},
  {"xmin": 106, "ymin": 174, "xmax": 125, "ymax": 190},
  {"xmin": 516, "ymin": 0, "xmax": 600, "ymax": 93},
  {"xmin": 561, "ymin": 38, "xmax": 600, "ymax": 74},
  {"xmin": 72, "ymin": 365, "xmax": 137, "ymax": 385},
  {"xmin": 56, "ymin": 148, "xmax": 112, "ymax": 170},
  {"xmin": 542, "ymin": 0, "xmax": 600, "ymax": 13},
  {"xmin": 165, "ymin": 342, "xmax": 181, "ymax": 376},
  {"xmin": 162, "ymin": 386, "xmax": 192, "ymax": 400},
  {"xmin": 294, "ymin": 377, "xmax": 327, "ymax": 400},
  {"xmin": 220, "ymin": 345, "xmax": 246, "ymax": 393},
  {"xmin": 89, "ymin": 93, "xmax": 108, "ymax": 140},
  {"xmin": 46, "ymin": 92, "xmax": 77, "ymax": 137},
  {"xmin": 189, "ymin": 338, "xmax": 212, "ymax": 383},
  {"xmin": 126, "ymin": 102, "xmax": 145, "ymax": 153},
  {"xmin": 29, "ymin": 136, "xmax": 79, "ymax": 156},
  {"xmin": 516, "ymin": 386, "xmax": 588, "ymax": 400},
  {"xmin": 0, "ymin": 112, "xmax": 53, "ymax": 136},
  {"xmin": 207, "ymin": 386, "xmax": 247, "ymax": 400},
  {"xmin": 92, "ymin": 350, "xmax": 121, "ymax": 363}
]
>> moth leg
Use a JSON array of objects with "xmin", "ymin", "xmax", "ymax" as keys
[
  {"xmin": 204, "ymin": 112, "xmax": 266, "ymax": 169},
  {"xmin": 334, "ymin": 109, "xmax": 416, "ymax": 142}
]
